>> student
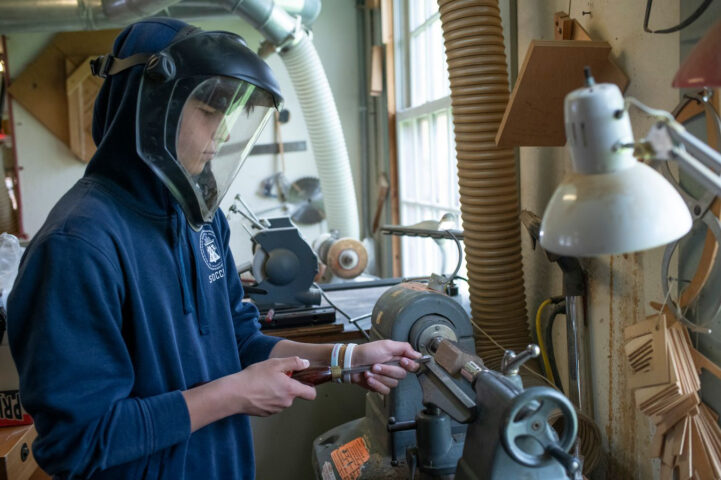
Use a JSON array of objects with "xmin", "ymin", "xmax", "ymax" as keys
[{"xmin": 7, "ymin": 18, "xmax": 420, "ymax": 479}]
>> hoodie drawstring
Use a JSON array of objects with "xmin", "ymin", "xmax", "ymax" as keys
[{"xmin": 172, "ymin": 209, "xmax": 194, "ymax": 317}]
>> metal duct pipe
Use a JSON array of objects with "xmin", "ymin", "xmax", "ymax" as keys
[
  {"xmin": 103, "ymin": 0, "xmax": 183, "ymax": 21},
  {"xmin": 275, "ymin": 0, "xmax": 320, "ymax": 26},
  {"xmin": 0, "ymin": 0, "xmax": 183, "ymax": 31},
  {"xmin": 0, "ymin": 0, "xmax": 320, "ymax": 33},
  {"xmin": 437, "ymin": 0, "xmax": 532, "ymax": 369},
  {"xmin": 220, "ymin": 0, "xmax": 297, "ymax": 46}
]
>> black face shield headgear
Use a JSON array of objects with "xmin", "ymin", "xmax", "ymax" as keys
[{"xmin": 92, "ymin": 29, "xmax": 283, "ymax": 230}]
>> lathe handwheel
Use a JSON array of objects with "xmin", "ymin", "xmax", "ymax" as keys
[{"xmin": 501, "ymin": 387, "xmax": 578, "ymax": 468}]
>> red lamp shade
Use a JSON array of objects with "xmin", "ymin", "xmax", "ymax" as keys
[{"xmin": 673, "ymin": 19, "xmax": 721, "ymax": 88}]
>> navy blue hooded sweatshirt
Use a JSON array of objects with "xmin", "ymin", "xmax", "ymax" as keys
[{"xmin": 7, "ymin": 18, "xmax": 281, "ymax": 479}]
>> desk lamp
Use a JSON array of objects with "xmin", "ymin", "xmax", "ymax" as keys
[{"xmin": 540, "ymin": 19, "xmax": 721, "ymax": 256}]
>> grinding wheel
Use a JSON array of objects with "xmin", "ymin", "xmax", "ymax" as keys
[{"xmin": 326, "ymin": 238, "xmax": 368, "ymax": 279}]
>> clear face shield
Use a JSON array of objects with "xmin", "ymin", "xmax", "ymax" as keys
[
  {"xmin": 137, "ymin": 75, "xmax": 277, "ymax": 229},
  {"xmin": 175, "ymin": 77, "xmax": 275, "ymax": 222}
]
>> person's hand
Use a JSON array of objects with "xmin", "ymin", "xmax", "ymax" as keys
[
  {"xmin": 351, "ymin": 340, "xmax": 422, "ymax": 394},
  {"xmin": 231, "ymin": 357, "xmax": 317, "ymax": 416}
]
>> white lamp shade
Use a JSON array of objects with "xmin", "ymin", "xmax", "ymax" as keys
[{"xmin": 539, "ymin": 162, "xmax": 692, "ymax": 256}]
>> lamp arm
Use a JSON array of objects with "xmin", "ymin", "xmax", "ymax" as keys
[
  {"xmin": 666, "ymin": 128, "xmax": 721, "ymax": 197},
  {"xmin": 625, "ymin": 97, "xmax": 721, "ymax": 197}
]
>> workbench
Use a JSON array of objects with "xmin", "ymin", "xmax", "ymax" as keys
[{"xmin": 262, "ymin": 282, "xmax": 393, "ymax": 343}]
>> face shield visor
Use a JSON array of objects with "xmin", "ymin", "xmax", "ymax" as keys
[{"xmin": 134, "ymin": 31, "xmax": 283, "ymax": 230}]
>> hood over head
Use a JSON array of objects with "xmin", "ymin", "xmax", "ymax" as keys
[
  {"xmin": 87, "ymin": 17, "xmax": 191, "ymax": 215},
  {"xmin": 87, "ymin": 18, "xmax": 282, "ymax": 229}
]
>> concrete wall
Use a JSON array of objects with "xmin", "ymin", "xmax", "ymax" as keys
[
  {"xmin": 517, "ymin": 1, "xmax": 679, "ymax": 478},
  {"xmin": 5, "ymin": 0, "xmax": 362, "ymax": 267}
]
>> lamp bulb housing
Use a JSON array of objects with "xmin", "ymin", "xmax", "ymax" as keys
[{"xmin": 564, "ymin": 83, "xmax": 636, "ymax": 175}]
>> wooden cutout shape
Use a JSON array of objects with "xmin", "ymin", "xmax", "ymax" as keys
[
  {"xmin": 691, "ymin": 347, "xmax": 721, "ymax": 381},
  {"xmin": 7, "ymin": 29, "xmax": 120, "ymax": 151},
  {"xmin": 653, "ymin": 395, "xmax": 698, "ymax": 435},
  {"xmin": 680, "ymin": 419, "xmax": 694, "ymax": 479},
  {"xmin": 699, "ymin": 405, "xmax": 721, "ymax": 475},
  {"xmin": 495, "ymin": 40, "xmax": 630, "ymax": 147},
  {"xmin": 624, "ymin": 314, "xmax": 671, "ymax": 389},
  {"xmin": 66, "ymin": 57, "xmax": 103, "ymax": 163},
  {"xmin": 694, "ymin": 414, "xmax": 721, "ymax": 478}
]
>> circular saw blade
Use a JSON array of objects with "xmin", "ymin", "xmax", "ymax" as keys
[
  {"xmin": 292, "ymin": 201, "xmax": 326, "ymax": 224},
  {"xmin": 287, "ymin": 176, "xmax": 325, "ymax": 225}
]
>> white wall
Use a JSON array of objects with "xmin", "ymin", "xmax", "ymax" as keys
[{"xmin": 6, "ymin": 1, "xmax": 362, "ymax": 269}]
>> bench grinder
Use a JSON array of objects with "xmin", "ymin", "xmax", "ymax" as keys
[{"xmin": 312, "ymin": 283, "xmax": 580, "ymax": 479}]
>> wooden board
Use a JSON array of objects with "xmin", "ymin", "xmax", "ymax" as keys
[
  {"xmin": 553, "ymin": 12, "xmax": 592, "ymax": 41},
  {"xmin": 369, "ymin": 45, "xmax": 383, "ymax": 97},
  {"xmin": 0, "ymin": 424, "xmax": 39, "ymax": 480},
  {"xmin": 66, "ymin": 57, "xmax": 103, "ymax": 163},
  {"xmin": 495, "ymin": 40, "xmax": 629, "ymax": 147},
  {"xmin": 7, "ymin": 29, "xmax": 120, "ymax": 151}
]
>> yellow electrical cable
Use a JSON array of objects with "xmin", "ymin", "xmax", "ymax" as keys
[{"xmin": 535, "ymin": 299, "xmax": 556, "ymax": 385}]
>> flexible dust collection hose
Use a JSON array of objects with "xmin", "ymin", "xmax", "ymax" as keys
[
  {"xmin": 437, "ymin": 0, "xmax": 532, "ymax": 369},
  {"xmin": 280, "ymin": 32, "xmax": 361, "ymax": 239}
]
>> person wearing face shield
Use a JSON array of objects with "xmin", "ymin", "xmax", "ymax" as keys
[{"xmin": 6, "ymin": 18, "xmax": 420, "ymax": 480}]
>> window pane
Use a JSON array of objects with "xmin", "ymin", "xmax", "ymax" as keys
[
  {"xmin": 433, "ymin": 111, "xmax": 449, "ymax": 205},
  {"xmin": 425, "ymin": 0, "xmax": 437, "ymax": 21},
  {"xmin": 396, "ymin": 1, "xmax": 459, "ymax": 278},
  {"xmin": 409, "ymin": 0, "xmax": 424, "ymax": 30},
  {"xmin": 410, "ymin": 30, "xmax": 428, "ymax": 106},
  {"xmin": 398, "ymin": 120, "xmax": 415, "ymax": 202},
  {"xmin": 419, "ymin": 116, "xmax": 431, "ymax": 202},
  {"xmin": 429, "ymin": 18, "xmax": 450, "ymax": 101}
]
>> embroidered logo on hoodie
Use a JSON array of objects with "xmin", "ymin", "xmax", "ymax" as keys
[{"xmin": 200, "ymin": 227, "xmax": 223, "ymax": 270}]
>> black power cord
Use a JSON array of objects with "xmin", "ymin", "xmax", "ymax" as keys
[{"xmin": 644, "ymin": 0, "xmax": 713, "ymax": 34}]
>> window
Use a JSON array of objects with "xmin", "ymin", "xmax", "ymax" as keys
[{"xmin": 394, "ymin": 0, "xmax": 461, "ymax": 278}]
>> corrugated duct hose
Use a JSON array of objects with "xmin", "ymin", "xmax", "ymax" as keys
[{"xmin": 437, "ymin": 0, "xmax": 533, "ymax": 369}]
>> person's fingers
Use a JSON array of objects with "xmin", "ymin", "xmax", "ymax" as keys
[
  {"xmin": 366, "ymin": 371, "xmax": 399, "ymax": 389},
  {"xmin": 291, "ymin": 382, "xmax": 317, "ymax": 401},
  {"xmin": 372, "ymin": 364, "xmax": 407, "ymax": 379},
  {"xmin": 397, "ymin": 342, "xmax": 423, "ymax": 359},
  {"xmin": 400, "ymin": 357, "xmax": 421, "ymax": 372},
  {"xmin": 366, "ymin": 375, "xmax": 391, "ymax": 395},
  {"xmin": 277, "ymin": 356, "xmax": 310, "ymax": 372}
]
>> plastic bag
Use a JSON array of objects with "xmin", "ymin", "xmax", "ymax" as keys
[{"xmin": 0, "ymin": 233, "xmax": 24, "ymax": 308}]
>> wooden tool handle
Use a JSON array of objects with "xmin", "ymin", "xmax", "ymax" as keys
[{"xmin": 290, "ymin": 366, "xmax": 333, "ymax": 386}]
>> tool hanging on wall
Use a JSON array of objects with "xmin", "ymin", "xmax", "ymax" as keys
[
  {"xmin": 255, "ymin": 175, "xmax": 325, "ymax": 225},
  {"xmin": 286, "ymin": 176, "xmax": 325, "ymax": 225}
]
